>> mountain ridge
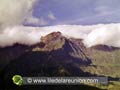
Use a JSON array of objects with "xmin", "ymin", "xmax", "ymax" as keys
[
  {"xmin": 0, "ymin": 31, "xmax": 120, "ymax": 90},
  {"xmin": 0, "ymin": 31, "xmax": 120, "ymax": 71}
]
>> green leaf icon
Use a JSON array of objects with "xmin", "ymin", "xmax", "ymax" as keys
[{"xmin": 12, "ymin": 75, "xmax": 23, "ymax": 86}]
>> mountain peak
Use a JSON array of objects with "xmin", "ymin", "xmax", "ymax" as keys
[
  {"xmin": 32, "ymin": 32, "xmax": 65, "ymax": 51},
  {"xmin": 41, "ymin": 31, "xmax": 62, "ymax": 43}
]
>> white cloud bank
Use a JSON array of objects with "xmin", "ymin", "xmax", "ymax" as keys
[{"xmin": 0, "ymin": 24, "xmax": 120, "ymax": 48}]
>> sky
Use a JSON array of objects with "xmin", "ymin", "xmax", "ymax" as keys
[
  {"xmin": 24, "ymin": 0, "xmax": 120, "ymax": 26},
  {"xmin": 0, "ymin": 0, "xmax": 120, "ymax": 48}
]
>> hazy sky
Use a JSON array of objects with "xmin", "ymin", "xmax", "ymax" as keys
[{"xmin": 24, "ymin": 0, "xmax": 120, "ymax": 26}]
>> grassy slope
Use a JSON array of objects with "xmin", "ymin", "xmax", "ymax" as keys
[{"xmin": 80, "ymin": 49, "xmax": 120, "ymax": 90}]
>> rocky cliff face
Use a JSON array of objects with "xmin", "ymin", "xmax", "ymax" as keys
[{"xmin": 33, "ymin": 31, "xmax": 91, "ymax": 64}]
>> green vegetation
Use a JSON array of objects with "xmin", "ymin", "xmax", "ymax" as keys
[{"xmin": 89, "ymin": 49, "xmax": 120, "ymax": 66}]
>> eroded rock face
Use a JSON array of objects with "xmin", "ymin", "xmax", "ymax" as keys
[
  {"xmin": 32, "ymin": 31, "xmax": 91, "ymax": 64},
  {"xmin": 32, "ymin": 32, "xmax": 65, "ymax": 51},
  {"xmin": 41, "ymin": 32, "xmax": 62, "ymax": 43}
]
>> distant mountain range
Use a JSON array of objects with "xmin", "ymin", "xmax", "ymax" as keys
[{"xmin": 0, "ymin": 32, "xmax": 120, "ymax": 90}]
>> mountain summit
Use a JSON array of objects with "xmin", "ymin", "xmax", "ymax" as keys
[{"xmin": 0, "ymin": 31, "xmax": 120, "ymax": 90}]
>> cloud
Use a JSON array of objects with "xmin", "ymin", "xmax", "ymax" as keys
[
  {"xmin": 24, "ymin": 11, "xmax": 56, "ymax": 26},
  {"xmin": 25, "ymin": 16, "xmax": 49, "ymax": 26},
  {"xmin": 25, "ymin": 16, "xmax": 41, "ymax": 25},
  {"xmin": 1, "ymin": 23, "xmax": 120, "ymax": 48},
  {"xmin": 47, "ymin": 11, "xmax": 56, "ymax": 20},
  {"xmin": 83, "ymin": 24, "xmax": 120, "ymax": 47},
  {"xmin": 24, "ymin": 13, "xmax": 48, "ymax": 26},
  {"xmin": 0, "ymin": 0, "xmax": 37, "ymax": 29},
  {"xmin": 0, "ymin": 26, "xmax": 42, "ymax": 47}
]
